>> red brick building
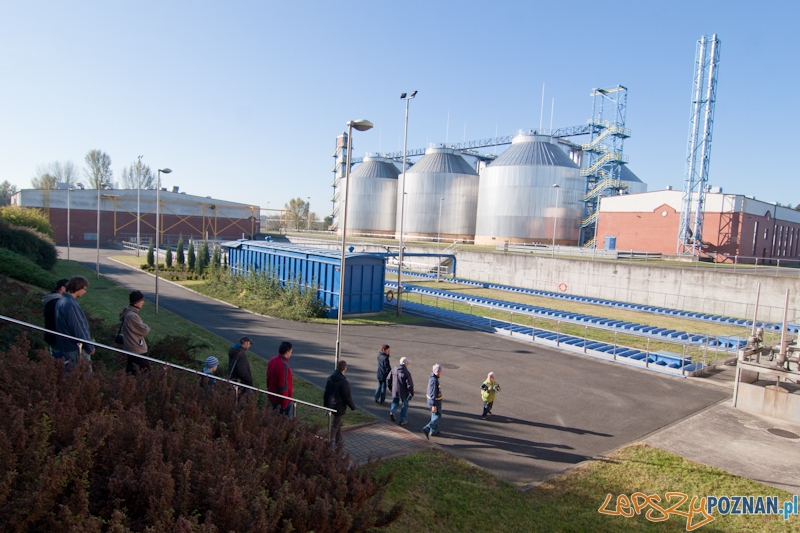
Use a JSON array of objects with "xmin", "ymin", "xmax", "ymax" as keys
[
  {"xmin": 595, "ymin": 189, "xmax": 800, "ymax": 261},
  {"xmin": 11, "ymin": 189, "xmax": 260, "ymax": 246}
]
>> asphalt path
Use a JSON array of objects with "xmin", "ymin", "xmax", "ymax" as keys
[{"xmin": 67, "ymin": 246, "xmax": 728, "ymax": 487}]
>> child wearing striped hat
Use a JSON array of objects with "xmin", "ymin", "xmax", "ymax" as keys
[{"xmin": 201, "ymin": 356, "xmax": 219, "ymax": 388}]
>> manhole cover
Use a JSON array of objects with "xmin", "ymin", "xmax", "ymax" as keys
[
  {"xmin": 767, "ymin": 428, "xmax": 800, "ymax": 439},
  {"xmin": 440, "ymin": 363, "xmax": 459, "ymax": 370}
]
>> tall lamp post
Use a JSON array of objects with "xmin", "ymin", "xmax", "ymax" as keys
[
  {"xmin": 155, "ymin": 168, "xmax": 172, "ymax": 314},
  {"xmin": 437, "ymin": 196, "xmax": 444, "ymax": 282},
  {"xmin": 136, "ymin": 155, "xmax": 143, "ymax": 256},
  {"xmin": 307, "ymin": 196, "xmax": 311, "ymax": 230},
  {"xmin": 96, "ymin": 180, "xmax": 112, "ymax": 279},
  {"xmin": 397, "ymin": 90, "xmax": 417, "ymax": 316},
  {"xmin": 552, "ymin": 183, "xmax": 560, "ymax": 257},
  {"xmin": 67, "ymin": 186, "xmax": 73, "ymax": 261},
  {"xmin": 334, "ymin": 119, "xmax": 373, "ymax": 369}
]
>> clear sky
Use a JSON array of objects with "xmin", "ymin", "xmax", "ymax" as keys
[{"xmin": 1, "ymin": 1, "xmax": 797, "ymax": 214}]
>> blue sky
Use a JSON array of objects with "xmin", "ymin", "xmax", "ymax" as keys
[{"xmin": 1, "ymin": 1, "xmax": 797, "ymax": 214}]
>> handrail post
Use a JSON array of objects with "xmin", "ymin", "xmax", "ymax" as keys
[{"xmin": 613, "ymin": 331, "xmax": 617, "ymax": 360}]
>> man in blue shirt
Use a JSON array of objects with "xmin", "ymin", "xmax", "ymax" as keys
[{"xmin": 422, "ymin": 364, "xmax": 443, "ymax": 439}]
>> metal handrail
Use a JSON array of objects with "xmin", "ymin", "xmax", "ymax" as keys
[{"xmin": 0, "ymin": 314, "xmax": 335, "ymax": 414}]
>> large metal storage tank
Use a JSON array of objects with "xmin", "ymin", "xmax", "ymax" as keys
[
  {"xmin": 395, "ymin": 145, "xmax": 479, "ymax": 241},
  {"xmin": 618, "ymin": 165, "xmax": 647, "ymax": 194},
  {"xmin": 340, "ymin": 154, "xmax": 399, "ymax": 236},
  {"xmin": 474, "ymin": 132, "xmax": 584, "ymax": 246}
]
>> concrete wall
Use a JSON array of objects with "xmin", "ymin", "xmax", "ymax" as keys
[
  {"xmin": 285, "ymin": 235, "xmax": 800, "ymax": 323},
  {"xmin": 737, "ymin": 382, "xmax": 800, "ymax": 425}
]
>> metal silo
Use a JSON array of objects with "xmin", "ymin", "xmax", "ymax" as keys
[
  {"xmin": 619, "ymin": 165, "xmax": 648, "ymax": 194},
  {"xmin": 340, "ymin": 154, "xmax": 399, "ymax": 236},
  {"xmin": 396, "ymin": 145, "xmax": 479, "ymax": 241},
  {"xmin": 475, "ymin": 132, "xmax": 584, "ymax": 246}
]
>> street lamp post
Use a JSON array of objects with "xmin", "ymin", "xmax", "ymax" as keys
[
  {"xmin": 397, "ymin": 90, "xmax": 417, "ymax": 316},
  {"xmin": 67, "ymin": 186, "xmax": 73, "ymax": 261},
  {"xmin": 96, "ymin": 180, "xmax": 111, "ymax": 279},
  {"xmin": 437, "ymin": 196, "xmax": 444, "ymax": 282},
  {"xmin": 155, "ymin": 168, "xmax": 172, "ymax": 314},
  {"xmin": 307, "ymin": 196, "xmax": 311, "ymax": 230},
  {"xmin": 136, "ymin": 155, "xmax": 143, "ymax": 256},
  {"xmin": 334, "ymin": 119, "xmax": 373, "ymax": 370},
  {"xmin": 552, "ymin": 183, "xmax": 560, "ymax": 257}
]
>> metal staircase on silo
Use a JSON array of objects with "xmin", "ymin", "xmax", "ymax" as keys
[{"xmin": 580, "ymin": 86, "xmax": 631, "ymax": 248}]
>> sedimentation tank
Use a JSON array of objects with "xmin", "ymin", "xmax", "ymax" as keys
[
  {"xmin": 341, "ymin": 154, "xmax": 399, "ymax": 236},
  {"xmin": 618, "ymin": 165, "xmax": 647, "ymax": 194},
  {"xmin": 396, "ymin": 145, "xmax": 479, "ymax": 241},
  {"xmin": 474, "ymin": 132, "xmax": 584, "ymax": 246}
]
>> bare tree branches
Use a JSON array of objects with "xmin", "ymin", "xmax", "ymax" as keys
[
  {"xmin": 83, "ymin": 150, "xmax": 113, "ymax": 189},
  {"xmin": 32, "ymin": 160, "xmax": 80, "ymax": 189},
  {"xmin": 121, "ymin": 159, "xmax": 155, "ymax": 189}
]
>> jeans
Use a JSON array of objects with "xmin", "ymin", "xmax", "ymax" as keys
[
  {"xmin": 389, "ymin": 395, "xmax": 411, "ymax": 422},
  {"xmin": 482, "ymin": 401, "xmax": 494, "ymax": 417},
  {"xmin": 271, "ymin": 401, "xmax": 295, "ymax": 418},
  {"xmin": 374, "ymin": 381, "xmax": 387, "ymax": 404},
  {"xmin": 423, "ymin": 409, "xmax": 441, "ymax": 435},
  {"xmin": 330, "ymin": 414, "xmax": 344, "ymax": 449},
  {"xmin": 60, "ymin": 349, "xmax": 93, "ymax": 372}
]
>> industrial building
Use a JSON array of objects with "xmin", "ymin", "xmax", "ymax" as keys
[
  {"xmin": 595, "ymin": 189, "xmax": 800, "ymax": 261},
  {"xmin": 10, "ymin": 188, "xmax": 260, "ymax": 246}
]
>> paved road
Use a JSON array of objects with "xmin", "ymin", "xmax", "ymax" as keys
[{"xmin": 68, "ymin": 246, "xmax": 728, "ymax": 488}]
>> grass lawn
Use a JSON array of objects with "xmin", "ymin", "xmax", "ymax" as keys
[
  {"xmin": 52, "ymin": 260, "xmax": 373, "ymax": 427},
  {"xmin": 375, "ymin": 444, "xmax": 798, "ymax": 533}
]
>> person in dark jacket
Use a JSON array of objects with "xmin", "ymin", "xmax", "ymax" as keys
[
  {"xmin": 386, "ymin": 357, "xmax": 413, "ymax": 425},
  {"xmin": 267, "ymin": 341, "xmax": 294, "ymax": 417},
  {"xmin": 42, "ymin": 278, "xmax": 69, "ymax": 355},
  {"xmin": 422, "ymin": 364, "xmax": 443, "ymax": 439},
  {"xmin": 227, "ymin": 336, "xmax": 254, "ymax": 387},
  {"xmin": 374, "ymin": 344, "xmax": 391, "ymax": 405},
  {"xmin": 120, "ymin": 290, "xmax": 151, "ymax": 374},
  {"xmin": 54, "ymin": 276, "xmax": 94, "ymax": 370},
  {"xmin": 324, "ymin": 359, "xmax": 357, "ymax": 450}
]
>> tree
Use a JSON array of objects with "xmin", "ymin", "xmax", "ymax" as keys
[
  {"xmin": 120, "ymin": 158, "xmax": 155, "ymax": 189},
  {"xmin": 165, "ymin": 245, "xmax": 173, "ymax": 268},
  {"xmin": 31, "ymin": 173, "xmax": 58, "ymax": 190},
  {"xmin": 147, "ymin": 241, "xmax": 155, "ymax": 267},
  {"xmin": 323, "ymin": 215, "xmax": 333, "ymax": 230},
  {"xmin": 187, "ymin": 240, "xmax": 196, "ymax": 271},
  {"xmin": 34, "ymin": 161, "xmax": 80, "ymax": 188},
  {"xmin": 212, "ymin": 246, "xmax": 221, "ymax": 268},
  {"xmin": 0, "ymin": 181, "xmax": 17, "ymax": 206},
  {"xmin": 176, "ymin": 236, "xmax": 185, "ymax": 266},
  {"xmin": 284, "ymin": 198, "xmax": 310, "ymax": 229},
  {"xmin": 84, "ymin": 150, "xmax": 113, "ymax": 189}
]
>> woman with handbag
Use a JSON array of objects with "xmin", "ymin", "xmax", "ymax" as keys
[{"xmin": 119, "ymin": 291, "xmax": 151, "ymax": 374}]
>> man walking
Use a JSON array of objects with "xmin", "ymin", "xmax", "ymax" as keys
[
  {"xmin": 374, "ymin": 344, "xmax": 391, "ymax": 405},
  {"xmin": 120, "ymin": 290, "xmax": 151, "ymax": 374},
  {"xmin": 42, "ymin": 278, "xmax": 69, "ymax": 355},
  {"xmin": 54, "ymin": 276, "xmax": 94, "ymax": 370},
  {"xmin": 422, "ymin": 364, "xmax": 443, "ymax": 439},
  {"xmin": 324, "ymin": 360, "xmax": 357, "ymax": 450},
  {"xmin": 387, "ymin": 357, "xmax": 413, "ymax": 426},
  {"xmin": 267, "ymin": 341, "xmax": 294, "ymax": 417},
  {"xmin": 228, "ymin": 336, "xmax": 254, "ymax": 387}
]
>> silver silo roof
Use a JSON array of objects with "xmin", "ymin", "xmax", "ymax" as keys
[
  {"xmin": 618, "ymin": 165, "xmax": 647, "ymax": 194},
  {"xmin": 475, "ymin": 133, "xmax": 584, "ymax": 246},
  {"xmin": 341, "ymin": 154, "xmax": 399, "ymax": 235},
  {"xmin": 397, "ymin": 145, "xmax": 480, "ymax": 240}
]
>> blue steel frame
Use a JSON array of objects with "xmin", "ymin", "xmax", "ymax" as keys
[
  {"xmin": 223, "ymin": 241, "xmax": 386, "ymax": 317},
  {"xmin": 677, "ymin": 35, "xmax": 721, "ymax": 256}
]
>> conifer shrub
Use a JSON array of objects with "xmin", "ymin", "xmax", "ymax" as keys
[
  {"xmin": 0, "ymin": 218, "xmax": 58, "ymax": 270},
  {"xmin": 147, "ymin": 241, "xmax": 155, "ymax": 267},
  {"xmin": 165, "ymin": 244, "xmax": 173, "ymax": 267},
  {"xmin": 0, "ymin": 204, "xmax": 55, "ymax": 238},
  {"xmin": 187, "ymin": 240, "xmax": 196, "ymax": 271},
  {"xmin": 176, "ymin": 236, "xmax": 185, "ymax": 266},
  {"xmin": 0, "ymin": 335, "xmax": 400, "ymax": 532}
]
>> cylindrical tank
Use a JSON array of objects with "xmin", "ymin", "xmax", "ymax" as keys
[
  {"xmin": 618, "ymin": 165, "xmax": 647, "ymax": 194},
  {"xmin": 339, "ymin": 154, "xmax": 399, "ymax": 236},
  {"xmin": 475, "ymin": 132, "xmax": 584, "ymax": 246},
  {"xmin": 395, "ymin": 145, "xmax": 479, "ymax": 241}
]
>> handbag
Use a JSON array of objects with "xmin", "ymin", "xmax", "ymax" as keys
[{"xmin": 114, "ymin": 321, "xmax": 124, "ymax": 345}]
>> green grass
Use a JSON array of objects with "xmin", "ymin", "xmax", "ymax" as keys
[
  {"xmin": 375, "ymin": 444, "xmax": 799, "ymax": 533},
  {"xmin": 53, "ymin": 260, "xmax": 373, "ymax": 427}
]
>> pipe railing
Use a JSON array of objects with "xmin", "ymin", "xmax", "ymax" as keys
[{"xmin": 0, "ymin": 314, "xmax": 336, "ymax": 417}]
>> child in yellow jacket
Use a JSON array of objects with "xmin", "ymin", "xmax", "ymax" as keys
[{"xmin": 480, "ymin": 372, "xmax": 500, "ymax": 419}]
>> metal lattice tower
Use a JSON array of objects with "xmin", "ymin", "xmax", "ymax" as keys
[
  {"xmin": 579, "ymin": 85, "xmax": 630, "ymax": 247},
  {"xmin": 677, "ymin": 34, "xmax": 721, "ymax": 256}
]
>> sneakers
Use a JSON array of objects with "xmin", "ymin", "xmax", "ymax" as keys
[
  {"xmin": 398, "ymin": 420, "xmax": 408, "ymax": 426},
  {"xmin": 422, "ymin": 427, "xmax": 430, "ymax": 440},
  {"xmin": 390, "ymin": 412, "xmax": 396, "ymax": 422},
  {"xmin": 375, "ymin": 399, "xmax": 380, "ymax": 404},
  {"xmin": 481, "ymin": 415, "xmax": 487, "ymax": 420}
]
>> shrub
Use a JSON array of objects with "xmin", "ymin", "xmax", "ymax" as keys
[
  {"xmin": 147, "ymin": 241, "xmax": 155, "ymax": 267},
  {"xmin": 0, "ymin": 335, "xmax": 400, "ymax": 532},
  {"xmin": 176, "ymin": 235, "xmax": 185, "ymax": 265},
  {"xmin": 188, "ymin": 240, "xmax": 196, "ymax": 271},
  {"xmin": 0, "ymin": 204, "xmax": 55, "ymax": 238},
  {"xmin": 0, "ymin": 249, "xmax": 57, "ymax": 289},
  {"xmin": 165, "ymin": 244, "xmax": 173, "ymax": 267},
  {"xmin": 212, "ymin": 245, "xmax": 221, "ymax": 268},
  {"xmin": 0, "ymin": 276, "xmax": 51, "ymax": 352},
  {"xmin": 0, "ymin": 218, "xmax": 58, "ymax": 270}
]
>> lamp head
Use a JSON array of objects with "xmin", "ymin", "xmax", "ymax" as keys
[
  {"xmin": 552, "ymin": 183, "xmax": 560, "ymax": 188},
  {"xmin": 400, "ymin": 92, "xmax": 407, "ymax": 99},
  {"xmin": 410, "ymin": 90, "xmax": 418, "ymax": 98},
  {"xmin": 159, "ymin": 168, "xmax": 172, "ymax": 174},
  {"xmin": 347, "ymin": 119, "xmax": 373, "ymax": 132}
]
